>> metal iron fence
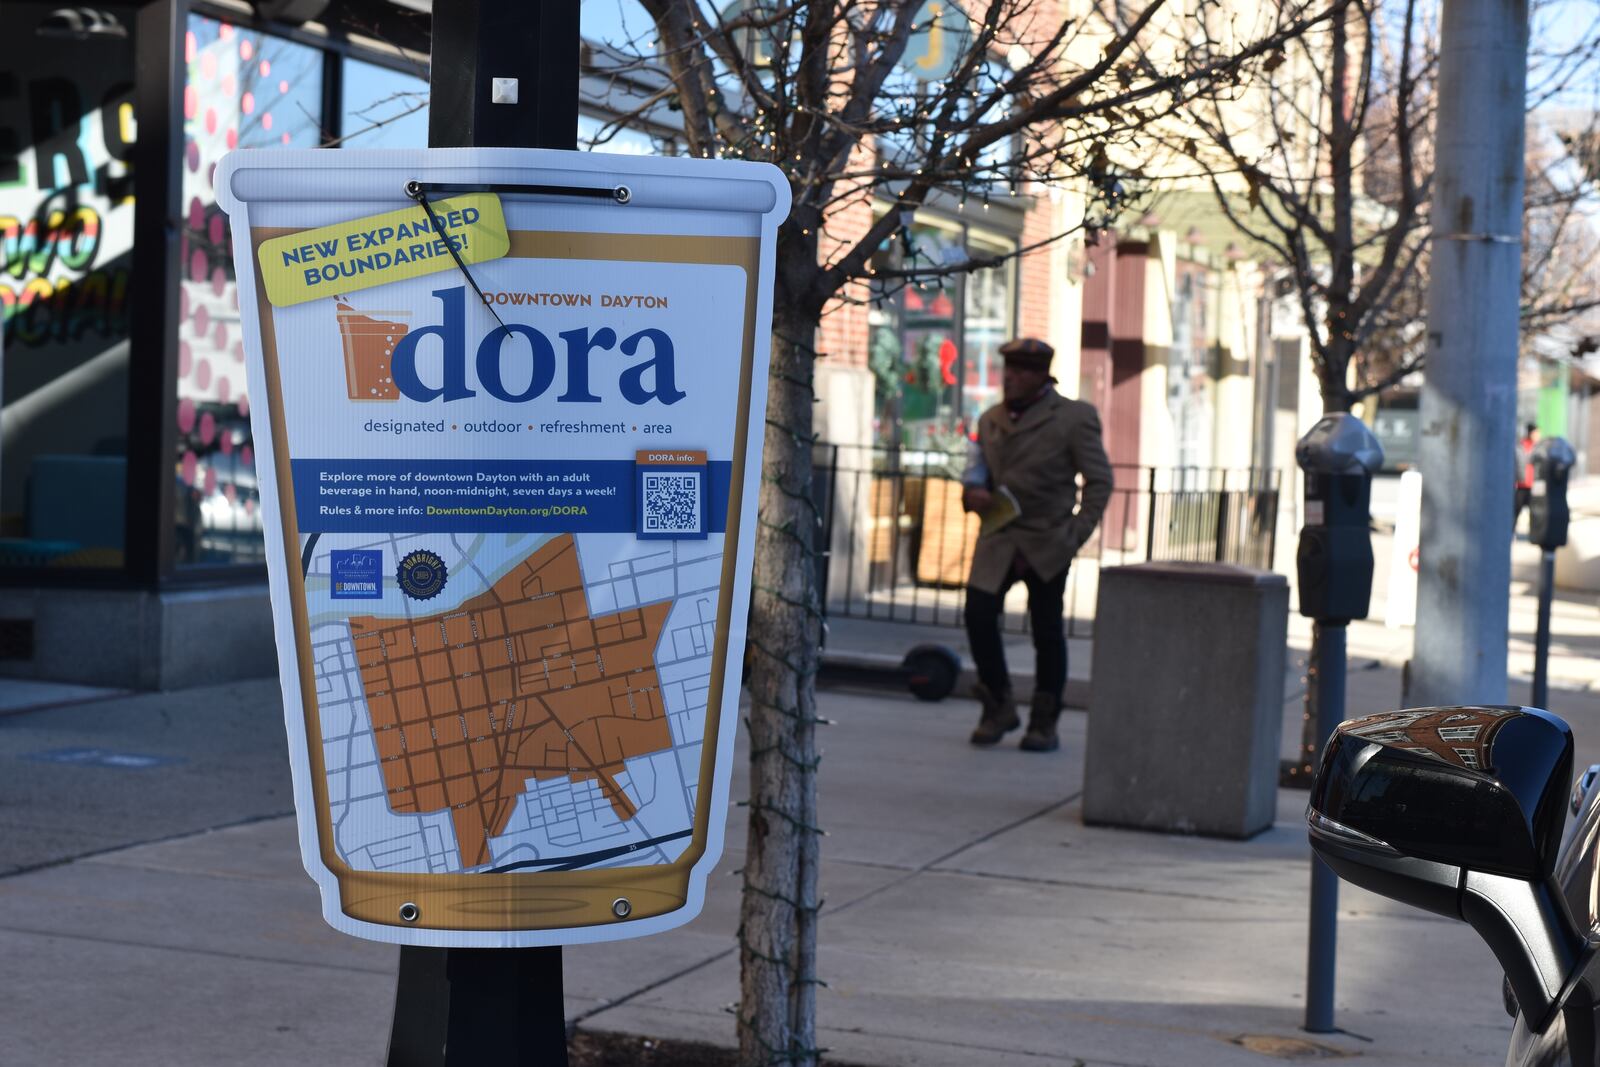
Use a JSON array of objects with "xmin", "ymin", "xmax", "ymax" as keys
[{"xmin": 812, "ymin": 444, "xmax": 1281, "ymax": 637}]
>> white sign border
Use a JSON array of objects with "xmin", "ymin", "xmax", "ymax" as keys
[{"xmin": 217, "ymin": 147, "xmax": 789, "ymax": 947}]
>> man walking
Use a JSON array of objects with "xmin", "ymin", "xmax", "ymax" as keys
[{"xmin": 961, "ymin": 337, "xmax": 1112, "ymax": 751}]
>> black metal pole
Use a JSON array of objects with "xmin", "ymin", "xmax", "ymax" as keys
[
  {"xmin": 388, "ymin": 4, "xmax": 580, "ymax": 1065},
  {"xmin": 427, "ymin": 0, "xmax": 579, "ymax": 150},
  {"xmin": 388, "ymin": 945, "xmax": 567, "ymax": 1066},
  {"xmin": 1533, "ymin": 549, "xmax": 1555, "ymax": 710},
  {"xmin": 1305, "ymin": 621, "xmax": 1346, "ymax": 1033}
]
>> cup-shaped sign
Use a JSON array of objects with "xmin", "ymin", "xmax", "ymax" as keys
[{"xmin": 218, "ymin": 149, "xmax": 789, "ymax": 947}]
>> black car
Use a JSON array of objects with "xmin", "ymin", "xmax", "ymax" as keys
[{"xmin": 1308, "ymin": 705, "xmax": 1600, "ymax": 1066}]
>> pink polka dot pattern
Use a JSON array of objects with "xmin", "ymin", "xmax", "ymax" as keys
[
  {"xmin": 191, "ymin": 248, "xmax": 208, "ymax": 283},
  {"xmin": 260, "ymin": 60, "xmax": 271, "ymax": 78},
  {"xmin": 211, "ymin": 267, "xmax": 226, "ymax": 298},
  {"xmin": 184, "ymin": 87, "xmax": 197, "ymax": 121},
  {"xmin": 199, "ymin": 412, "xmax": 216, "ymax": 447},
  {"xmin": 205, "ymin": 107, "xmax": 217, "ymax": 134},
  {"xmin": 237, "ymin": 395, "xmax": 250, "ymax": 417},
  {"xmin": 240, "ymin": 39, "xmax": 253, "ymax": 60},
  {"xmin": 241, "ymin": 445, "xmax": 254, "ymax": 468},
  {"xmin": 196, "ymin": 359, "xmax": 212, "ymax": 391},
  {"xmin": 217, "ymin": 377, "xmax": 231, "ymax": 405},
  {"xmin": 213, "ymin": 322, "xmax": 228, "ymax": 350},
  {"xmin": 242, "ymin": 91, "xmax": 255, "ymax": 115},
  {"xmin": 181, "ymin": 451, "xmax": 198, "ymax": 487},
  {"xmin": 203, "ymin": 466, "xmax": 217, "ymax": 495},
  {"xmin": 178, "ymin": 341, "xmax": 192, "ymax": 378},
  {"xmin": 177, "ymin": 398, "xmax": 196, "ymax": 435},
  {"xmin": 185, "ymin": 139, "xmax": 199, "ymax": 171},
  {"xmin": 193, "ymin": 304, "xmax": 210, "ymax": 336}
]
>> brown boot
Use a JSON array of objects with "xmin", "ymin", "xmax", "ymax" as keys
[
  {"xmin": 969, "ymin": 683, "xmax": 1019, "ymax": 745},
  {"xmin": 1019, "ymin": 692, "xmax": 1061, "ymax": 752}
]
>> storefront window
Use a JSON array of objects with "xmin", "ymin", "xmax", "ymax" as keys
[
  {"xmin": 176, "ymin": 15, "xmax": 322, "ymax": 565},
  {"xmin": 962, "ymin": 232, "xmax": 1014, "ymax": 420},
  {"xmin": 341, "ymin": 58, "xmax": 428, "ymax": 148},
  {"xmin": 870, "ymin": 220, "xmax": 1015, "ymax": 450},
  {"xmin": 0, "ymin": 3, "xmax": 137, "ymax": 569}
]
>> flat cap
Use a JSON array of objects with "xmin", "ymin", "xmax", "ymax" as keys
[{"xmin": 998, "ymin": 337, "xmax": 1054, "ymax": 370}]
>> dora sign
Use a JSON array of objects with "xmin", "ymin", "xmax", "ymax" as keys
[{"xmin": 217, "ymin": 149, "xmax": 788, "ymax": 947}]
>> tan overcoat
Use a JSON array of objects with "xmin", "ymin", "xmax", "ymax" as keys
[{"xmin": 968, "ymin": 390, "xmax": 1114, "ymax": 593}]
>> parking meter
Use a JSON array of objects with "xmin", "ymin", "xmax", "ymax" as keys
[
  {"xmin": 1295, "ymin": 412, "xmax": 1384, "ymax": 1034},
  {"xmin": 1295, "ymin": 414, "xmax": 1385, "ymax": 624},
  {"xmin": 1530, "ymin": 437, "xmax": 1577, "ymax": 550},
  {"xmin": 1529, "ymin": 436, "xmax": 1577, "ymax": 712}
]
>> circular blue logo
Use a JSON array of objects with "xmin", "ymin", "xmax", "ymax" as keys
[{"xmin": 397, "ymin": 549, "xmax": 448, "ymax": 600}]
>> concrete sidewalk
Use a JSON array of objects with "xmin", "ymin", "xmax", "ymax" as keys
[{"xmin": 9, "ymin": 675, "xmax": 1592, "ymax": 1065}]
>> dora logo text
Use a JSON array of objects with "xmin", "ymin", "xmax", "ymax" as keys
[{"xmin": 340, "ymin": 286, "xmax": 686, "ymax": 407}]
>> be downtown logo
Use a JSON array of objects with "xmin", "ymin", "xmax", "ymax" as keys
[{"xmin": 329, "ymin": 548, "xmax": 449, "ymax": 601}]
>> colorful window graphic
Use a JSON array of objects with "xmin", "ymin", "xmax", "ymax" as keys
[{"xmin": 175, "ymin": 15, "xmax": 323, "ymax": 564}]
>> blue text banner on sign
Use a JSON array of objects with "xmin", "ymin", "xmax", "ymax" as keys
[{"xmin": 291, "ymin": 459, "xmax": 732, "ymax": 533}]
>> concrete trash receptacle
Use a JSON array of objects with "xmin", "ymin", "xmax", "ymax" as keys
[{"xmin": 1082, "ymin": 561, "xmax": 1289, "ymax": 838}]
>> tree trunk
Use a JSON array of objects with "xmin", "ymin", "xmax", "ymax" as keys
[{"xmin": 739, "ymin": 301, "xmax": 823, "ymax": 1067}]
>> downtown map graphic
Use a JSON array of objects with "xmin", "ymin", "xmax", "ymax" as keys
[{"xmin": 305, "ymin": 530, "xmax": 721, "ymax": 876}]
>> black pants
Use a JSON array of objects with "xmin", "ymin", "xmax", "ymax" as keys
[{"xmin": 963, "ymin": 562, "xmax": 1069, "ymax": 701}]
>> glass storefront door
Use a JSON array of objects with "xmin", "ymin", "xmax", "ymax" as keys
[
  {"xmin": 870, "ymin": 217, "xmax": 1016, "ymax": 450},
  {"xmin": 0, "ymin": 3, "xmax": 138, "ymax": 569}
]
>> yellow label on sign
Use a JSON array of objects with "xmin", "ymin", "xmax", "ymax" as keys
[{"xmin": 257, "ymin": 193, "xmax": 509, "ymax": 307}]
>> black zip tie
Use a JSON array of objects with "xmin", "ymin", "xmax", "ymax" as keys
[
  {"xmin": 404, "ymin": 180, "xmax": 511, "ymax": 338},
  {"xmin": 409, "ymin": 179, "xmax": 631, "ymax": 204}
]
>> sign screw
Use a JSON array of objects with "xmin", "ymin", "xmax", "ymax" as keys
[
  {"xmin": 399, "ymin": 902, "xmax": 420, "ymax": 923},
  {"xmin": 611, "ymin": 897, "xmax": 633, "ymax": 919},
  {"xmin": 613, "ymin": 185, "xmax": 632, "ymax": 205}
]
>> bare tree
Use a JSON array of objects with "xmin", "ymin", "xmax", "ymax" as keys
[
  {"xmin": 1177, "ymin": 0, "xmax": 1600, "ymax": 785},
  {"xmin": 587, "ymin": 2, "xmax": 1336, "ymax": 1062},
  {"xmin": 1176, "ymin": 0, "xmax": 1436, "ymax": 412}
]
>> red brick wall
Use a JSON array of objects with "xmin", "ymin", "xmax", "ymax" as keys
[{"xmin": 815, "ymin": 151, "xmax": 876, "ymax": 369}]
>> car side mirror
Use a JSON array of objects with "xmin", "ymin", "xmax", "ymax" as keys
[{"xmin": 1308, "ymin": 706, "xmax": 1584, "ymax": 1032}]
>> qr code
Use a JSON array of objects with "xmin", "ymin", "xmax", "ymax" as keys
[{"xmin": 642, "ymin": 472, "xmax": 703, "ymax": 534}]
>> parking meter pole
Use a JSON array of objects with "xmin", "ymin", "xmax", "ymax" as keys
[
  {"xmin": 1305, "ymin": 621, "xmax": 1346, "ymax": 1033},
  {"xmin": 387, "ymin": 4, "xmax": 581, "ymax": 1065},
  {"xmin": 1534, "ymin": 550, "xmax": 1555, "ymax": 710},
  {"xmin": 1294, "ymin": 414, "xmax": 1382, "ymax": 1036}
]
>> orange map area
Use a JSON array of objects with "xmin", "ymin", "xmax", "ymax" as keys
[{"xmin": 348, "ymin": 534, "xmax": 672, "ymax": 868}]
